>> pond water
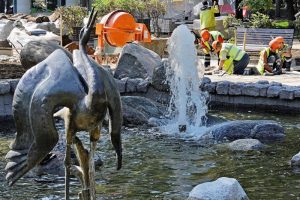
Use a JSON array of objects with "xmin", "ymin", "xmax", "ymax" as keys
[{"xmin": 0, "ymin": 110, "xmax": 300, "ymax": 200}]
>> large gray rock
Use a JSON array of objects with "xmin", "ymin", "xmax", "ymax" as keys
[
  {"xmin": 0, "ymin": 20, "xmax": 14, "ymax": 41},
  {"xmin": 188, "ymin": 177, "xmax": 249, "ymax": 200},
  {"xmin": 121, "ymin": 96, "xmax": 165, "ymax": 126},
  {"xmin": 291, "ymin": 152, "xmax": 300, "ymax": 167},
  {"xmin": 203, "ymin": 120, "xmax": 285, "ymax": 143},
  {"xmin": 20, "ymin": 40, "xmax": 72, "ymax": 69},
  {"xmin": 151, "ymin": 58, "xmax": 170, "ymax": 92},
  {"xmin": 227, "ymin": 139, "xmax": 265, "ymax": 151},
  {"xmin": 114, "ymin": 43, "xmax": 162, "ymax": 80}
]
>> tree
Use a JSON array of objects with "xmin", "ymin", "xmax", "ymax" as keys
[
  {"xmin": 0, "ymin": 0, "xmax": 5, "ymax": 13},
  {"xmin": 285, "ymin": 0, "xmax": 295, "ymax": 20},
  {"xmin": 239, "ymin": 0, "xmax": 273, "ymax": 14},
  {"xmin": 275, "ymin": 0, "xmax": 281, "ymax": 18}
]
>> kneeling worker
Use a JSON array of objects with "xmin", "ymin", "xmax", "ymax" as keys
[
  {"xmin": 256, "ymin": 40, "xmax": 282, "ymax": 75},
  {"xmin": 274, "ymin": 36, "xmax": 292, "ymax": 71},
  {"xmin": 212, "ymin": 41, "xmax": 250, "ymax": 75},
  {"xmin": 200, "ymin": 29, "xmax": 224, "ymax": 68}
]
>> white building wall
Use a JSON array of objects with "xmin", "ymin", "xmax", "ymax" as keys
[
  {"xmin": 66, "ymin": 0, "xmax": 80, "ymax": 6},
  {"xmin": 15, "ymin": 0, "xmax": 31, "ymax": 14}
]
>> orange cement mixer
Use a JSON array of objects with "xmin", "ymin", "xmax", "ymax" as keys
[{"xmin": 96, "ymin": 10, "xmax": 151, "ymax": 50}]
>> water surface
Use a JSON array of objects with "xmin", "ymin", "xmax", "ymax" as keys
[{"xmin": 0, "ymin": 110, "xmax": 300, "ymax": 200}]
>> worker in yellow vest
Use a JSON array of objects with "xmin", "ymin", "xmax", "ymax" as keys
[
  {"xmin": 274, "ymin": 36, "xmax": 292, "ymax": 71},
  {"xmin": 200, "ymin": 29, "xmax": 224, "ymax": 68},
  {"xmin": 212, "ymin": 41, "xmax": 250, "ymax": 75},
  {"xmin": 200, "ymin": 0, "xmax": 219, "ymax": 31},
  {"xmin": 256, "ymin": 40, "xmax": 282, "ymax": 75}
]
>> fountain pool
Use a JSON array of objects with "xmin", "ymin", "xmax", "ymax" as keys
[{"xmin": 0, "ymin": 110, "xmax": 300, "ymax": 200}]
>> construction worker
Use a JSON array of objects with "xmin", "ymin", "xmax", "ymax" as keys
[
  {"xmin": 274, "ymin": 36, "xmax": 292, "ymax": 71},
  {"xmin": 200, "ymin": 0, "xmax": 219, "ymax": 31},
  {"xmin": 200, "ymin": 29, "xmax": 224, "ymax": 68},
  {"xmin": 212, "ymin": 41, "xmax": 250, "ymax": 75},
  {"xmin": 256, "ymin": 40, "xmax": 282, "ymax": 75}
]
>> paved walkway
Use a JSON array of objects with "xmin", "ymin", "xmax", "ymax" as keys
[{"xmin": 206, "ymin": 71, "xmax": 300, "ymax": 86}]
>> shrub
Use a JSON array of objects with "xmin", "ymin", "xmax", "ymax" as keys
[
  {"xmin": 239, "ymin": 0, "xmax": 273, "ymax": 14},
  {"xmin": 249, "ymin": 12, "xmax": 272, "ymax": 28},
  {"xmin": 55, "ymin": 6, "xmax": 88, "ymax": 35}
]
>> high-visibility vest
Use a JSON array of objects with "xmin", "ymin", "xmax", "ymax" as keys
[
  {"xmin": 220, "ymin": 43, "xmax": 245, "ymax": 74},
  {"xmin": 200, "ymin": 6, "xmax": 218, "ymax": 30},
  {"xmin": 278, "ymin": 44, "xmax": 290, "ymax": 61},
  {"xmin": 201, "ymin": 31, "xmax": 224, "ymax": 53},
  {"xmin": 256, "ymin": 48, "xmax": 271, "ymax": 75}
]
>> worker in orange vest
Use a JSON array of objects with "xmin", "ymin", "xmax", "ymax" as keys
[
  {"xmin": 200, "ymin": 29, "xmax": 224, "ymax": 68},
  {"xmin": 273, "ymin": 36, "xmax": 292, "ymax": 71},
  {"xmin": 256, "ymin": 40, "xmax": 282, "ymax": 75}
]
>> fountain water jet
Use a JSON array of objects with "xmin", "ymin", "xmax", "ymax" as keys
[{"xmin": 160, "ymin": 25, "xmax": 208, "ymax": 136}]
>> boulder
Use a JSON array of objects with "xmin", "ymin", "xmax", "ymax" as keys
[
  {"xmin": 114, "ymin": 43, "xmax": 162, "ymax": 80},
  {"xmin": 227, "ymin": 139, "xmax": 265, "ymax": 151},
  {"xmin": 188, "ymin": 177, "xmax": 249, "ymax": 200},
  {"xmin": 291, "ymin": 151, "xmax": 300, "ymax": 167},
  {"xmin": 203, "ymin": 120, "xmax": 285, "ymax": 143},
  {"xmin": 20, "ymin": 40, "xmax": 72, "ymax": 69},
  {"xmin": 0, "ymin": 20, "xmax": 14, "ymax": 41},
  {"xmin": 121, "ymin": 96, "xmax": 165, "ymax": 126},
  {"xmin": 151, "ymin": 58, "xmax": 170, "ymax": 92}
]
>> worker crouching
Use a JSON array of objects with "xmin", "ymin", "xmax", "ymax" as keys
[
  {"xmin": 275, "ymin": 36, "xmax": 292, "ymax": 72},
  {"xmin": 212, "ymin": 41, "xmax": 250, "ymax": 75},
  {"xmin": 256, "ymin": 40, "xmax": 282, "ymax": 75},
  {"xmin": 200, "ymin": 30, "xmax": 224, "ymax": 68}
]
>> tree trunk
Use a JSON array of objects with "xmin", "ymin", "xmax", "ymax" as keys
[
  {"xmin": 286, "ymin": 0, "xmax": 295, "ymax": 20},
  {"xmin": 275, "ymin": 0, "xmax": 281, "ymax": 18},
  {"xmin": 0, "ymin": 0, "xmax": 5, "ymax": 13},
  {"xmin": 235, "ymin": 0, "xmax": 243, "ymax": 19}
]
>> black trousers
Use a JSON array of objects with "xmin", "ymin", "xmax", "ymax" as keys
[{"xmin": 233, "ymin": 53, "xmax": 250, "ymax": 74}]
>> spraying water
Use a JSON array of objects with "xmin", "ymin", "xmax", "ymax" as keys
[{"xmin": 160, "ymin": 25, "xmax": 208, "ymax": 136}]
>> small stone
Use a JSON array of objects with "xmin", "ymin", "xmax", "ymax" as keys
[
  {"xmin": 0, "ymin": 81, "xmax": 10, "ymax": 94},
  {"xmin": 267, "ymin": 86, "xmax": 282, "ymax": 98},
  {"xmin": 242, "ymin": 84, "xmax": 260, "ymax": 97},
  {"xmin": 216, "ymin": 81, "xmax": 230, "ymax": 95}
]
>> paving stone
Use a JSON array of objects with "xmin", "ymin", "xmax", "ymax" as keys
[
  {"xmin": 203, "ymin": 82, "xmax": 216, "ymax": 93},
  {"xmin": 229, "ymin": 83, "xmax": 243, "ymax": 95},
  {"xmin": 267, "ymin": 86, "xmax": 282, "ymax": 98},
  {"xmin": 257, "ymin": 84, "xmax": 269, "ymax": 97},
  {"xmin": 294, "ymin": 90, "xmax": 300, "ymax": 98},
  {"xmin": 279, "ymin": 88, "xmax": 294, "ymax": 100},
  {"xmin": 242, "ymin": 84, "xmax": 260, "ymax": 97},
  {"xmin": 216, "ymin": 81, "xmax": 230, "ymax": 95}
]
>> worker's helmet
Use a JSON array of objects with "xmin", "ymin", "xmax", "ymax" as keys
[
  {"xmin": 212, "ymin": 41, "xmax": 219, "ymax": 50},
  {"xmin": 269, "ymin": 40, "xmax": 280, "ymax": 51},
  {"xmin": 274, "ymin": 36, "xmax": 285, "ymax": 43},
  {"xmin": 201, "ymin": 30, "xmax": 211, "ymax": 41}
]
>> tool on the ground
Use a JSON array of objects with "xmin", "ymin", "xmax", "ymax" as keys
[{"xmin": 95, "ymin": 10, "xmax": 151, "ymax": 52}]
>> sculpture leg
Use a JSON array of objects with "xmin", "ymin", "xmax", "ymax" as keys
[
  {"xmin": 73, "ymin": 136, "xmax": 90, "ymax": 200},
  {"xmin": 89, "ymin": 126, "xmax": 101, "ymax": 200},
  {"xmin": 63, "ymin": 108, "xmax": 73, "ymax": 200}
]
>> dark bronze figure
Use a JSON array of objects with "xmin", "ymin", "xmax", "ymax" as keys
[{"xmin": 5, "ymin": 9, "xmax": 122, "ymax": 200}]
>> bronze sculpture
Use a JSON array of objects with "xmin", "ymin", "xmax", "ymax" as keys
[{"xmin": 5, "ymin": 9, "xmax": 122, "ymax": 200}]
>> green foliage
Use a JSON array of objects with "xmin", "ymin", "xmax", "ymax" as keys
[
  {"xmin": 223, "ymin": 15, "xmax": 242, "ymax": 29},
  {"xmin": 249, "ymin": 12, "xmax": 272, "ymax": 28},
  {"xmin": 239, "ymin": 0, "xmax": 273, "ymax": 13},
  {"xmin": 55, "ymin": 6, "xmax": 88, "ymax": 34},
  {"xmin": 93, "ymin": 0, "xmax": 145, "ymax": 17},
  {"xmin": 92, "ymin": 0, "xmax": 165, "ymax": 18},
  {"xmin": 272, "ymin": 20, "xmax": 291, "ymax": 29}
]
